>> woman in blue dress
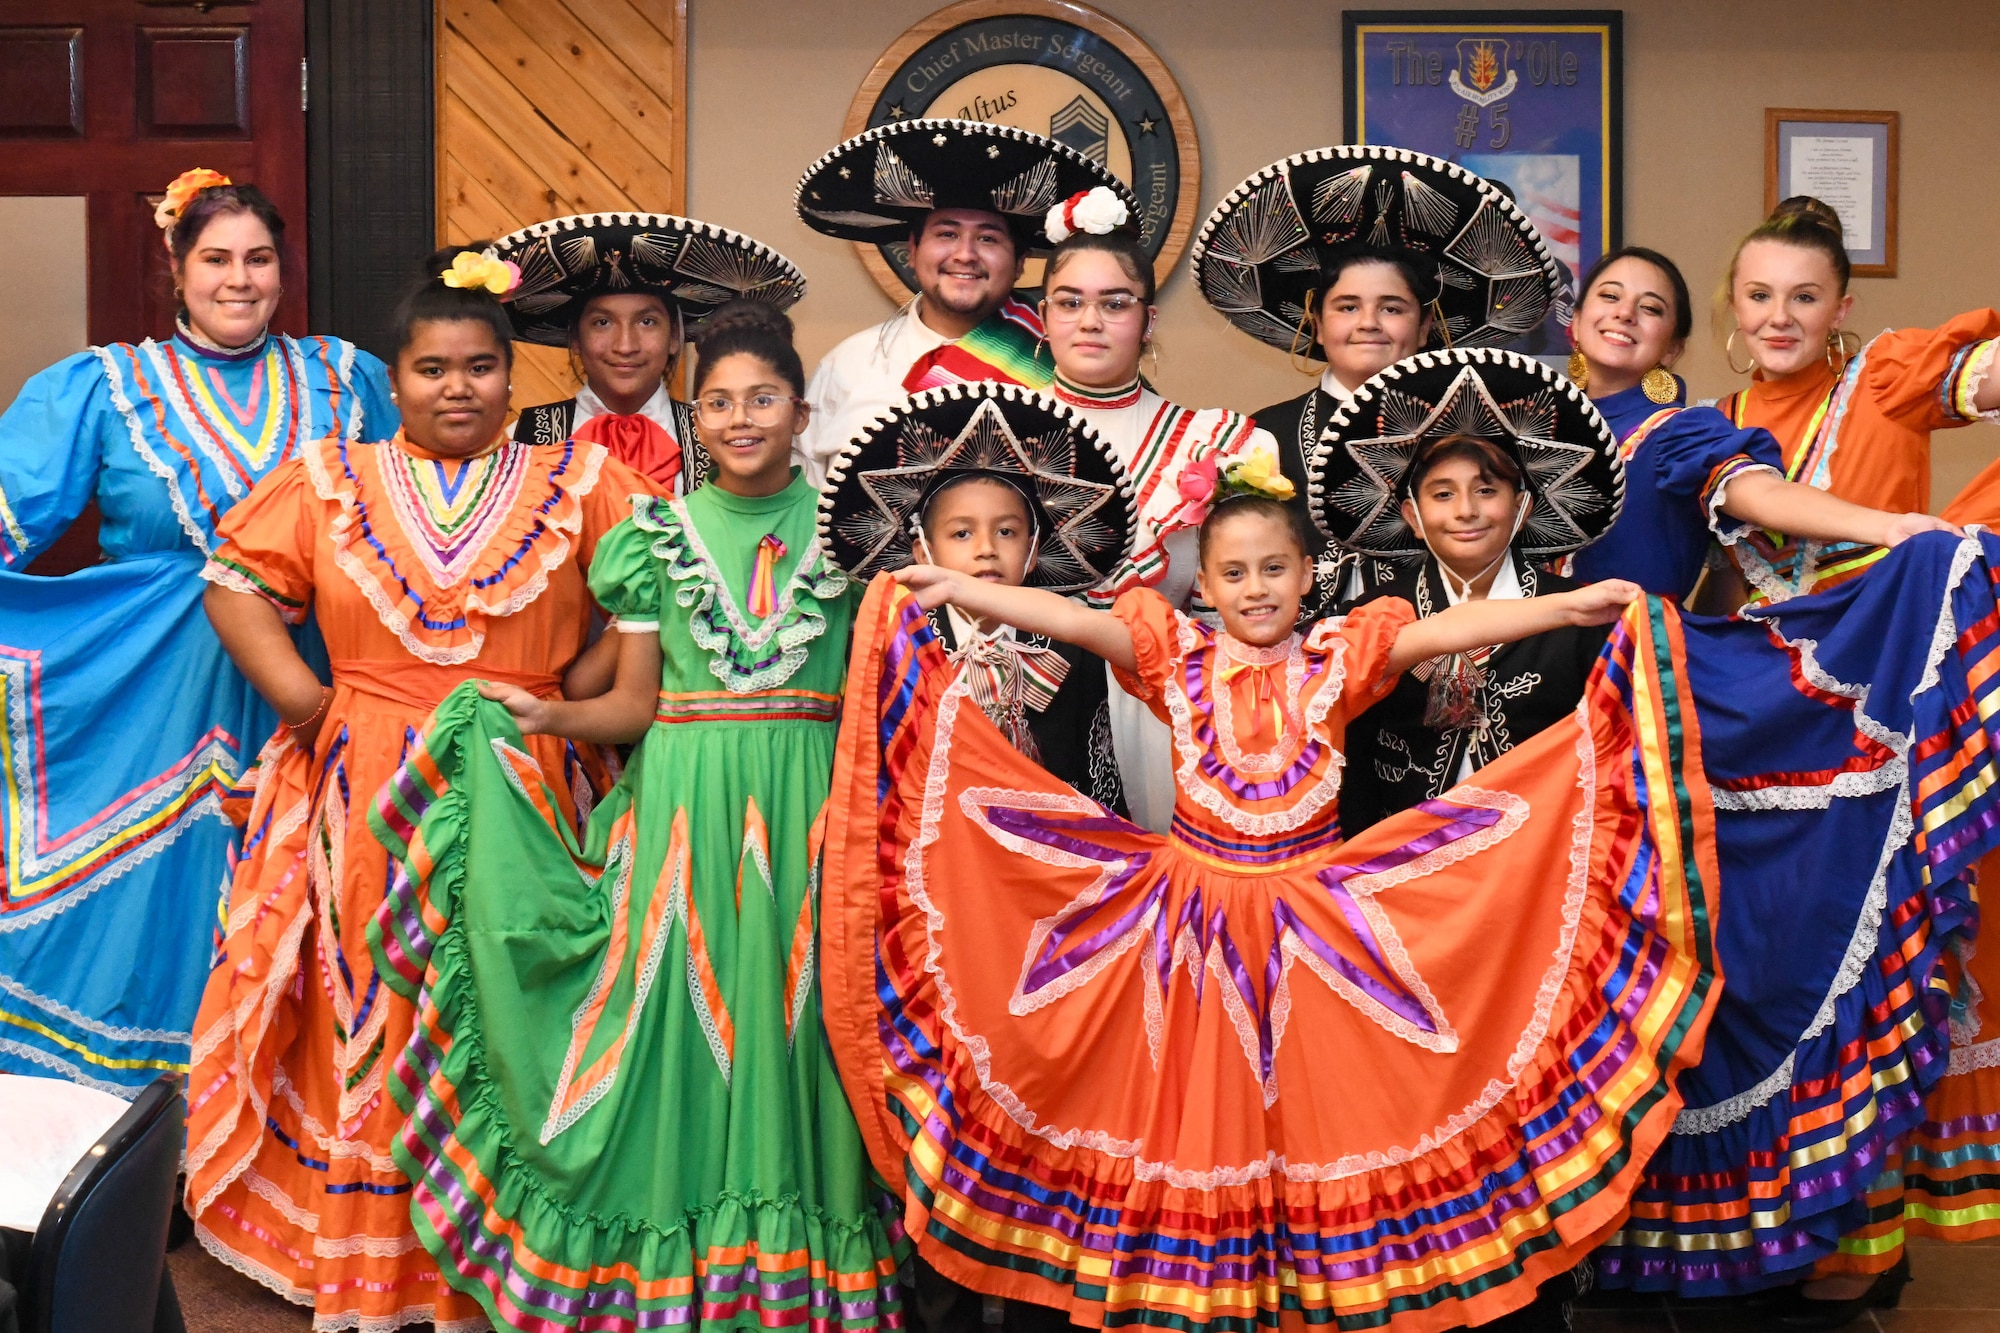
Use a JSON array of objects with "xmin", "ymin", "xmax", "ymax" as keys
[
  {"xmin": 1561, "ymin": 244, "xmax": 1964, "ymax": 1320},
  {"xmin": 0, "ymin": 169, "xmax": 395, "ymax": 1094},
  {"xmin": 1564, "ymin": 245, "xmax": 1949, "ymax": 597}
]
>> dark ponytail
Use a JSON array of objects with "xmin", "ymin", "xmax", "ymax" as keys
[
  {"xmin": 386, "ymin": 244, "xmax": 516, "ymax": 365},
  {"xmin": 692, "ymin": 300, "xmax": 804, "ymax": 396}
]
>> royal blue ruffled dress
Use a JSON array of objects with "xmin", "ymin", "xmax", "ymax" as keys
[
  {"xmin": 0, "ymin": 328, "xmax": 394, "ymax": 1094},
  {"xmin": 1569, "ymin": 379, "xmax": 1783, "ymax": 598},
  {"xmin": 1592, "ymin": 528, "xmax": 1989, "ymax": 1293}
]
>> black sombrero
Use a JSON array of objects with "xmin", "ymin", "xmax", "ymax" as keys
[
  {"xmin": 818, "ymin": 382, "xmax": 1134, "ymax": 594},
  {"xmin": 1308, "ymin": 347, "xmax": 1622, "ymax": 561},
  {"xmin": 1189, "ymin": 146, "xmax": 1568, "ymax": 358},
  {"xmin": 794, "ymin": 119, "xmax": 1135, "ymax": 250},
  {"xmin": 488, "ymin": 213, "xmax": 806, "ymax": 347}
]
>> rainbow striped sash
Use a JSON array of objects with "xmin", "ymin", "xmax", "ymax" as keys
[{"xmin": 901, "ymin": 297, "xmax": 1053, "ymax": 393}]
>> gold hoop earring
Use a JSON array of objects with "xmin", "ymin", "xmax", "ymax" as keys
[
  {"xmin": 1725, "ymin": 329, "xmax": 1756, "ymax": 376},
  {"xmin": 1826, "ymin": 330, "xmax": 1853, "ymax": 373},
  {"xmin": 1430, "ymin": 298, "xmax": 1454, "ymax": 349},
  {"xmin": 1641, "ymin": 366, "xmax": 1678, "ymax": 404},
  {"xmin": 1565, "ymin": 348, "xmax": 1589, "ymax": 389},
  {"xmin": 1144, "ymin": 337, "xmax": 1161, "ymax": 385}
]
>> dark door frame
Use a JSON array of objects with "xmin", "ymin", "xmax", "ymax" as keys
[{"xmin": 304, "ymin": 0, "xmax": 433, "ymax": 361}]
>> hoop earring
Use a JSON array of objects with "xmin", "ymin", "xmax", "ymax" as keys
[
  {"xmin": 1826, "ymin": 330, "xmax": 1853, "ymax": 373},
  {"xmin": 1430, "ymin": 298, "xmax": 1454, "ymax": 349},
  {"xmin": 1724, "ymin": 329, "xmax": 1756, "ymax": 376},
  {"xmin": 1144, "ymin": 337, "xmax": 1161, "ymax": 385}
]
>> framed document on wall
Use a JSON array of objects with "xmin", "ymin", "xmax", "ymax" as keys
[
  {"xmin": 1765, "ymin": 109, "xmax": 1899, "ymax": 277},
  {"xmin": 1342, "ymin": 10, "xmax": 1622, "ymax": 353}
]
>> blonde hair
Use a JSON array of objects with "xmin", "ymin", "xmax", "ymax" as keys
[{"xmin": 1713, "ymin": 196, "xmax": 1850, "ymax": 344}]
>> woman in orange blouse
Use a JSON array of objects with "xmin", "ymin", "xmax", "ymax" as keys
[
  {"xmin": 184, "ymin": 248, "xmax": 653, "ymax": 1330},
  {"xmin": 1715, "ymin": 197, "xmax": 2000, "ymax": 603}
]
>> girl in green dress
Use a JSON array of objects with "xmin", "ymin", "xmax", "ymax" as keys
[{"xmin": 367, "ymin": 301, "xmax": 902, "ymax": 1331}]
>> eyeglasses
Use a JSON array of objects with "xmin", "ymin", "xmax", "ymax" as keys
[
  {"xmin": 1041, "ymin": 294, "xmax": 1147, "ymax": 323},
  {"xmin": 693, "ymin": 393, "xmax": 802, "ymax": 426}
]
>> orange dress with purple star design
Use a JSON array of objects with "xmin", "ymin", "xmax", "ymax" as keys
[{"xmin": 822, "ymin": 576, "xmax": 1727, "ymax": 1332}]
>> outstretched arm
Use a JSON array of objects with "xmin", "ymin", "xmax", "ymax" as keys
[
  {"xmin": 893, "ymin": 565, "xmax": 1137, "ymax": 674},
  {"xmin": 480, "ymin": 630, "xmax": 662, "ymax": 745},
  {"xmin": 1720, "ymin": 471, "xmax": 1960, "ymax": 547},
  {"xmin": 1387, "ymin": 580, "xmax": 1641, "ymax": 674}
]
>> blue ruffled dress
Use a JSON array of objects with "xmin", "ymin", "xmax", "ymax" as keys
[{"xmin": 0, "ymin": 329, "xmax": 394, "ymax": 1093}]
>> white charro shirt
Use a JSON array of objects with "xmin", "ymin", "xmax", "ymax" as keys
[{"xmin": 799, "ymin": 303, "xmax": 951, "ymax": 486}]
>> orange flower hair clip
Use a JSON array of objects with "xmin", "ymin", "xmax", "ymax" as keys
[
  {"xmin": 154, "ymin": 168, "xmax": 232, "ymax": 234},
  {"xmin": 440, "ymin": 251, "xmax": 521, "ymax": 297}
]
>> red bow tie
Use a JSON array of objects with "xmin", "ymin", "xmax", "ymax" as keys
[{"xmin": 573, "ymin": 412, "xmax": 682, "ymax": 490}]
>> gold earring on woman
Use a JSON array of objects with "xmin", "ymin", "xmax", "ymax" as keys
[
  {"xmin": 1725, "ymin": 329, "xmax": 1756, "ymax": 375},
  {"xmin": 1641, "ymin": 366, "xmax": 1678, "ymax": 404},
  {"xmin": 1144, "ymin": 335, "xmax": 1161, "ymax": 385},
  {"xmin": 1565, "ymin": 348, "xmax": 1590, "ymax": 390},
  {"xmin": 1826, "ymin": 330, "xmax": 1851, "ymax": 373}
]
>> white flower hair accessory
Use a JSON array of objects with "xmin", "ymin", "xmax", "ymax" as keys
[{"xmin": 1044, "ymin": 187, "xmax": 1130, "ymax": 244}]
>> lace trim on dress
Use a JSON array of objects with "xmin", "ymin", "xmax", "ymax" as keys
[
  {"xmin": 633, "ymin": 495, "xmax": 848, "ymax": 693},
  {"xmin": 94, "ymin": 343, "xmax": 213, "ymax": 555},
  {"xmin": 1164, "ymin": 611, "xmax": 1349, "ymax": 837},
  {"xmin": 305, "ymin": 439, "xmax": 607, "ymax": 666},
  {"xmin": 1210, "ymin": 632, "xmax": 1308, "ymax": 771}
]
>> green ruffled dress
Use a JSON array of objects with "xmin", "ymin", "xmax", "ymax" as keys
[{"xmin": 368, "ymin": 473, "xmax": 904, "ymax": 1331}]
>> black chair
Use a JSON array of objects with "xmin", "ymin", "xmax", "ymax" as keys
[{"xmin": 24, "ymin": 1074, "xmax": 186, "ymax": 1333}]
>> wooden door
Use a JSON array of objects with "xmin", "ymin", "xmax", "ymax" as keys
[{"xmin": 0, "ymin": 0, "xmax": 308, "ymax": 347}]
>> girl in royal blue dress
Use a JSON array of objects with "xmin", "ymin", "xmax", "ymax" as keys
[{"xmin": 0, "ymin": 169, "xmax": 394, "ymax": 1093}]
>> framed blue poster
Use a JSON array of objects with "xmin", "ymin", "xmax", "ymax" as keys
[{"xmin": 1343, "ymin": 10, "xmax": 1623, "ymax": 354}]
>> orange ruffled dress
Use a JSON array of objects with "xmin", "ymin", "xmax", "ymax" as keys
[
  {"xmin": 1716, "ymin": 310, "xmax": 2000, "ymax": 602},
  {"xmin": 823, "ymin": 578, "xmax": 1725, "ymax": 1332},
  {"xmin": 186, "ymin": 430, "xmax": 650, "ymax": 1330}
]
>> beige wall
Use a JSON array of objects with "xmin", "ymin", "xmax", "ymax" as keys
[
  {"xmin": 687, "ymin": 0, "xmax": 2000, "ymax": 508},
  {"xmin": 0, "ymin": 197, "xmax": 88, "ymax": 409}
]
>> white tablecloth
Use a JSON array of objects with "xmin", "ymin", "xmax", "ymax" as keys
[{"xmin": 0, "ymin": 1074, "xmax": 130, "ymax": 1232}]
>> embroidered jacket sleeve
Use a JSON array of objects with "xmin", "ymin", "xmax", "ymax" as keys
[
  {"xmin": 1860, "ymin": 310, "xmax": 2000, "ymax": 431},
  {"xmin": 586, "ymin": 514, "xmax": 664, "ymax": 632},
  {"xmin": 1307, "ymin": 596, "xmax": 1416, "ymax": 716},
  {"xmin": 0, "ymin": 351, "xmax": 112, "ymax": 566},
  {"xmin": 1107, "ymin": 587, "xmax": 1184, "ymax": 718},
  {"xmin": 1649, "ymin": 406, "xmax": 1785, "ymax": 534},
  {"xmin": 200, "ymin": 455, "xmax": 320, "ymax": 622}
]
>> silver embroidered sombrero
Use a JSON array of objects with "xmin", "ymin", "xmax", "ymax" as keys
[
  {"xmin": 1189, "ymin": 146, "xmax": 1569, "ymax": 357},
  {"xmin": 794, "ymin": 119, "xmax": 1135, "ymax": 250},
  {"xmin": 1309, "ymin": 347, "xmax": 1622, "ymax": 560},
  {"xmin": 819, "ymin": 382, "xmax": 1135, "ymax": 593},
  {"xmin": 487, "ymin": 213, "xmax": 806, "ymax": 346}
]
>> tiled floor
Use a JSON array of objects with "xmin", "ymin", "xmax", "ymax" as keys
[{"xmin": 1575, "ymin": 1238, "xmax": 2000, "ymax": 1332}]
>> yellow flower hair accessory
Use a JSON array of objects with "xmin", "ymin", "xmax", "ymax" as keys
[
  {"xmin": 154, "ymin": 168, "xmax": 232, "ymax": 233},
  {"xmin": 440, "ymin": 251, "xmax": 521, "ymax": 297},
  {"xmin": 1226, "ymin": 445, "xmax": 1296, "ymax": 502}
]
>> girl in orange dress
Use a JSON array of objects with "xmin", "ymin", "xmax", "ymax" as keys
[
  {"xmin": 819, "ymin": 352, "xmax": 1744, "ymax": 1331},
  {"xmin": 1713, "ymin": 197, "xmax": 2000, "ymax": 604},
  {"xmin": 184, "ymin": 247, "xmax": 654, "ymax": 1330}
]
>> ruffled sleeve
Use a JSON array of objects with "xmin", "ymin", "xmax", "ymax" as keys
[
  {"xmin": 201, "ymin": 455, "xmax": 322, "ymax": 622},
  {"xmin": 1858, "ymin": 310, "xmax": 2000, "ymax": 431},
  {"xmin": 1646, "ymin": 406, "xmax": 1786, "ymax": 534},
  {"xmin": 586, "ymin": 512, "xmax": 663, "ymax": 633},
  {"xmin": 1108, "ymin": 587, "xmax": 1186, "ymax": 707},
  {"xmin": 345, "ymin": 348, "xmax": 401, "ymax": 443},
  {"xmin": 1307, "ymin": 595, "xmax": 1416, "ymax": 713},
  {"xmin": 575, "ymin": 457, "xmax": 653, "ymax": 571},
  {"xmin": 0, "ymin": 351, "xmax": 111, "ymax": 567}
]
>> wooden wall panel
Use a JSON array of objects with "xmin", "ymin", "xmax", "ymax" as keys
[{"xmin": 435, "ymin": 0, "xmax": 687, "ymax": 412}]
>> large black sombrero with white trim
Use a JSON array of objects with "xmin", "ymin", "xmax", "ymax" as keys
[
  {"xmin": 1309, "ymin": 347, "xmax": 1622, "ymax": 560},
  {"xmin": 794, "ymin": 119, "xmax": 1135, "ymax": 250},
  {"xmin": 488, "ymin": 213, "xmax": 806, "ymax": 347},
  {"xmin": 1190, "ymin": 146, "xmax": 1568, "ymax": 358},
  {"xmin": 819, "ymin": 382, "xmax": 1134, "ymax": 593}
]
